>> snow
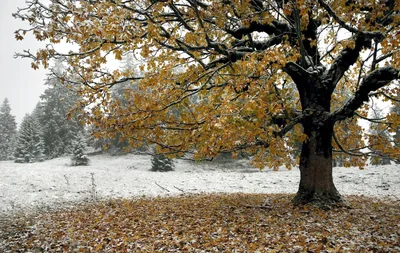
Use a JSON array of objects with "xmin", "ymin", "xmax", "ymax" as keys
[{"xmin": 0, "ymin": 154, "xmax": 399, "ymax": 216}]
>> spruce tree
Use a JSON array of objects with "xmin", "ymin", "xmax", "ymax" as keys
[
  {"xmin": 38, "ymin": 60, "xmax": 84, "ymax": 158},
  {"xmin": 14, "ymin": 114, "xmax": 45, "ymax": 163},
  {"xmin": 71, "ymin": 133, "xmax": 90, "ymax": 166},
  {"xmin": 150, "ymin": 149, "xmax": 174, "ymax": 172},
  {"xmin": 0, "ymin": 98, "xmax": 17, "ymax": 160}
]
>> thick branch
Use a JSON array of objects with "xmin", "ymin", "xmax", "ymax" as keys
[
  {"xmin": 331, "ymin": 67, "xmax": 400, "ymax": 121},
  {"xmin": 231, "ymin": 35, "xmax": 283, "ymax": 52},
  {"xmin": 282, "ymin": 62, "xmax": 309, "ymax": 93},
  {"xmin": 226, "ymin": 20, "xmax": 293, "ymax": 39},
  {"xmin": 325, "ymin": 35, "xmax": 374, "ymax": 92},
  {"xmin": 274, "ymin": 113, "xmax": 305, "ymax": 138}
]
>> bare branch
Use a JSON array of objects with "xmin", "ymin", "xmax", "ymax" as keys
[
  {"xmin": 369, "ymin": 91, "xmax": 400, "ymax": 102},
  {"xmin": 332, "ymin": 131, "xmax": 366, "ymax": 157},
  {"xmin": 354, "ymin": 112, "xmax": 387, "ymax": 124}
]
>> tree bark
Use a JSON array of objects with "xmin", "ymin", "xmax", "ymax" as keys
[{"xmin": 293, "ymin": 120, "xmax": 343, "ymax": 207}]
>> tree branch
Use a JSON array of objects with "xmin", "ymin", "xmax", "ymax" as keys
[
  {"xmin": 282, "ymin": 62, "xmax": 309, "ymax": 93},
  {"xmin": 325, "ymin": 35, "xmax": 374, "ymax": 92},
  {"xmin": 332, "ymin": 131, "xmax": 366, "ymax": 157},
  {"xmin": 369, "ymin": 91, "xmax": 400, "ymax": 102},
  {"xmin": 317, "ymin": 0, "xmax": 384, "ymax": 40},
  {"xmin": 274, "ymin": 113, "xmax": 305, "ymax": 138},
  {"xmin": 331, "ymin": 67, "xmax": 400, "ymax": 122},
  {"xmin": 225, "ymin": 20, "xmax": 293, "ymax": 39}
]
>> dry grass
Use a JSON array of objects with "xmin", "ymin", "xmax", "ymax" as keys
[{"xmin": 1, "ymin": 194, "xmax": 399, "ymax": 252}]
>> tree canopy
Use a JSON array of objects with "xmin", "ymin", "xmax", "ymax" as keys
[{"xmin": 14, "ymin": 0, "xmax": 400, "ymax": 205}]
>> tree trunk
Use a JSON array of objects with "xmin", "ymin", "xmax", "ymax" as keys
[{"xmin": 292, "ymin": 121, "xmax": 343, "ymax": 207}]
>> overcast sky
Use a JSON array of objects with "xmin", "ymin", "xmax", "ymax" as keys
[{"xmin": 0, "ymin": 0, "xmax": 47, "ymax": 125}]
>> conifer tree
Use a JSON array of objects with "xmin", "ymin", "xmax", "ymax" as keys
[
  {"xmin": 71, "ymin": 133, "xmax": 90, "ymax": 166},
  {"xmin": 150, "ymin": 147, "xmax": 175, "ymax": 172},
  {"xmin": 37, "ymin": 60, "xmax": 84, "ymax": 158},
  {"xmin": 0, "ymin": 98, "xmax": 17, "ymax": 160},
  {"xmin": 14, "ymin": 114, "xmax": 44, "ymax": 163}
]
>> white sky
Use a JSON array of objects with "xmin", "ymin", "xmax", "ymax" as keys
[{"xmin": 0, "ymin": 0, "xmax": 47, "ymax": 125}]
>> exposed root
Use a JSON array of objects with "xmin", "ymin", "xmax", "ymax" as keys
[{"xmin": 292, "ymin": 190, "xmax": 349, "ymax": 210}]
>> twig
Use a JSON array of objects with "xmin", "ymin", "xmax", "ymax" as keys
[
  {"xmin": 243, "ymin": 205, "xmax": 273, "ymax": 209},
  {"xmin": 174, "ymin": 186, "xmax": 185, "ymax": 193},
  {"xmin": 155, "ymin": 182, "xmax": 170, "ymax": 192}
]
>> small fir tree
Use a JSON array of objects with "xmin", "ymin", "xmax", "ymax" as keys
[
  {"xmin": 14, "ymin": 114, "xmax": 44, "ymax": 163},
  {"xmin": 0, "ymin": 98, "xmax": 17, "ymax": 160},
  {"xmin": 150, "ymin": 150, "xmax": 174, "ymax": 172},
  {"xmin": 71, "ymin": 134, "xmax": 90, "ymax": 166}
]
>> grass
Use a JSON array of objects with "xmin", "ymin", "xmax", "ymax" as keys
[{"xmin": 0, "ymin": 194, "xmax": 399, "ymax": 252}]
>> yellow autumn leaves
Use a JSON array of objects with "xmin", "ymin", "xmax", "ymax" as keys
[{"xmin": 1, "ymin": 194, "xmax": 399, "ymax": 252}]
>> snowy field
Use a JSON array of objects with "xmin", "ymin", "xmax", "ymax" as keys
[{"xmin": 0, "ymin": 154, "xmax": 399, "ymax": 217}]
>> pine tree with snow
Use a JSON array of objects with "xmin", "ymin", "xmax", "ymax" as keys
[
  {"xmin": 14, "ymin": 114, "xmax": 45, "ymax": 163},
  {"xmin": 71, "ymin": 134, "xmax": 90, "ymax": 166},
  {"xmin": 37, "ymin": 60, "xmax": 85, "ymax": 158},
  {"xmin": 0, "ymin": 98, "xmax": 17, "ymax": 160},
  {"xmin": 150, "ymin": 148, "xmax": 174, "ymax": 172}
]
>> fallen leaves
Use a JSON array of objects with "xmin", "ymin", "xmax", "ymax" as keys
[{"xmin": 0, "ymin": 194, "xmax": 399, "ymax": 252}]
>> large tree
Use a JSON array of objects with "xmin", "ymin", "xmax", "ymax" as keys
[
  {"xmin": 0, "ymin": 98, "xmax": 17, "ymax": 160},
  {"xmin": 14, "ymin": 0, "xmax": 400, "ymax": 206}
]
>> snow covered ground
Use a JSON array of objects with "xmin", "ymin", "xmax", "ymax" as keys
[{"xmin": 0, "ymin": 154, "xmax": 399, "ymax": 216}]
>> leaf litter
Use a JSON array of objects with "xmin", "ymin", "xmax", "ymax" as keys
[{"xmin": 0, "ymin": 194, "xmax": 399, "ymax": 252}]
